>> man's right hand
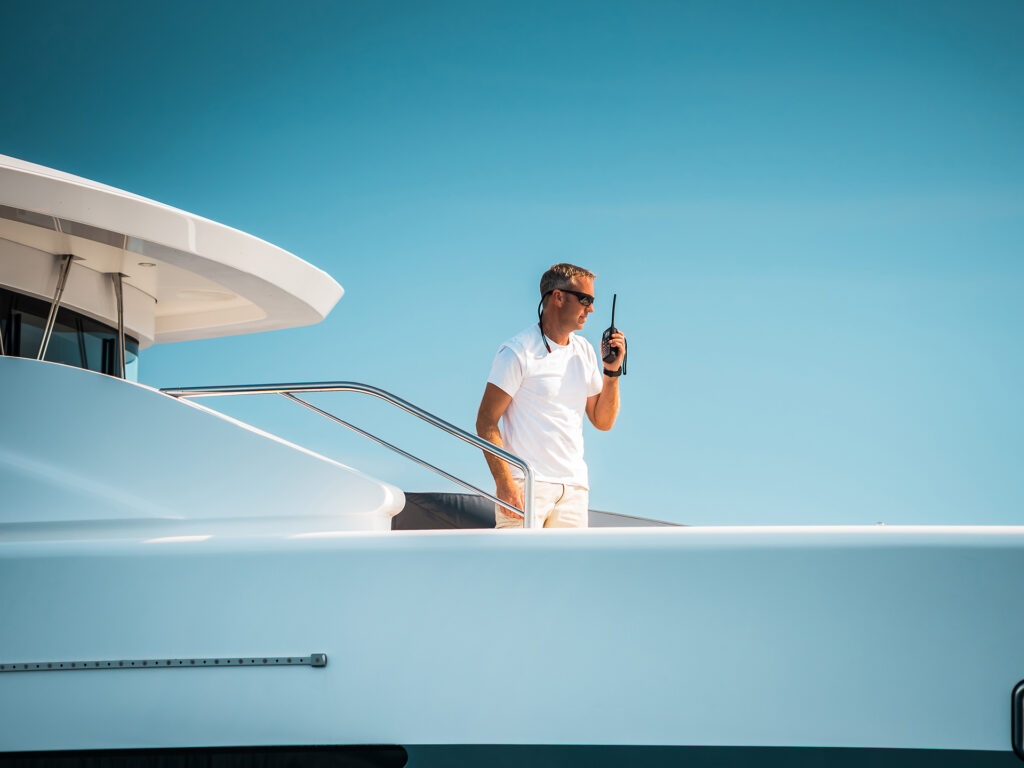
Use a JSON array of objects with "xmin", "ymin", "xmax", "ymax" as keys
[{"xmin": 496, "ymin": 481, "xmax": 525, "ymax": 519}]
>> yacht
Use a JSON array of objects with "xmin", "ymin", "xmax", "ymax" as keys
[{"xmin": 1, "ymin": 154, "xmax": 1023, "ymax": 767}]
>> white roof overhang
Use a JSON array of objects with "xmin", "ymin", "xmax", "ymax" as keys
[{"xmin": 0, "ymin": 155, "xmax": 343, "ymax": 345}]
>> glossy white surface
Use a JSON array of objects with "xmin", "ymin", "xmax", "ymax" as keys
[
  {"xmin": 0, "ymin": 154, "xmax": 343, "ymax": 345},
  {"xmin": 0, "ymin": 357, "xmax": 402, "ymax": 534},
  {"xmin": 1, "ymin": 526, "xmax": 1022, "ymax": 753}
]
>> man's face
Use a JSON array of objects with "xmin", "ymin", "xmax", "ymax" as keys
[{"xmin": 558, "ymin": 276, "xmax": 595, "ymax": 330}]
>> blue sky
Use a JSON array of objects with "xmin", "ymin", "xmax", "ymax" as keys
[{"xmin": 3, "ymin": 1, "xmax": 1023, "ymax": 524}]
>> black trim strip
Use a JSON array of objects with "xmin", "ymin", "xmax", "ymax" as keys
[
  {"xmin": 0, "ymin": 745, "xmax": 404, "ymax": 767},
  {"xmin": 403, "ymin": 745, "xmax": 1023, "ymax": 767}
]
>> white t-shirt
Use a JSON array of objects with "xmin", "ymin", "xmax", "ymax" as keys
[{"xmin": 487, "ymin": 324, "xmax": 604, "ymax": 488}]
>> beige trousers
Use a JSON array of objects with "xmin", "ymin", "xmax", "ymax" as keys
[{"xmin": 494, "ymin": 478, "xmax": 589, "ymax": 529}]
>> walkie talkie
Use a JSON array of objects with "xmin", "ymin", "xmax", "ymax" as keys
[{"xmin": 601, "ymin": 294, "xmax": 626, "ymax": 374}]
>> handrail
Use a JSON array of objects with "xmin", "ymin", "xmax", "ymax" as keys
[{"xmin": 160, "ymin": 381, "xmax": 536, "ymax": 528}]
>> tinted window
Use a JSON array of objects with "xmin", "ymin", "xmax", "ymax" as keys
[{"xmin": 0, "ymin": 287, "xmax": 139, "ymax": 380}]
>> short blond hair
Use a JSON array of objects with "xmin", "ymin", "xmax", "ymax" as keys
[{"xmin": 539, "ymin": 263, "xmax": 596, "ymax": 298}]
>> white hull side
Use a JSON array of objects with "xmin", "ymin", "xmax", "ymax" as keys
[{"xmin": 1, "ymin": 526, "xmax": 1022, "ymax": 754}]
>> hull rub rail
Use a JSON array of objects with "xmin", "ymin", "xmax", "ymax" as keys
[{"xmin": 0, "ymin": 653, "xmax": 327, "ymax": 673}]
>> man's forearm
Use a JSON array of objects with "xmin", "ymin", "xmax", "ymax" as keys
[
  {"xmin": 593, "ymin": 376, "xmax": 620, "ymax": 430},
  {"xmin": 477, "ymin": 421, "xmax": 516, "ymax": 490}
]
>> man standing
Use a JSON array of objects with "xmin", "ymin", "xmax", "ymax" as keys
[{"xmin": 476, "ymin": 263, "xmax": 626, "ymax": 528}]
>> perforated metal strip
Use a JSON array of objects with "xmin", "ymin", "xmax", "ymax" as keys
[{"xmin": 0, "ymin": 653, "xmax": 327, "ymax": 672}]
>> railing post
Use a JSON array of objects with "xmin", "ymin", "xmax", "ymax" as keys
[{"xmin": 523, "ymin": 468, "xmax": 536, "ymax": 529}]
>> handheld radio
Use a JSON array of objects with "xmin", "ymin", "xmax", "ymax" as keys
[{"xmin": 601, "ymin": 294, "xmax": 626, "ymax": 374}]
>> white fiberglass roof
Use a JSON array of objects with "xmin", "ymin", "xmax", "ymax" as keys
[{"xmin": 0, "ymin": 154, "xmax": 343, "ymax": 344}]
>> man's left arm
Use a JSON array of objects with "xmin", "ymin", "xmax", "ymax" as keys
[{"xmin": 586, "ymin": 330, "xmax": 625, "ymax": 431}]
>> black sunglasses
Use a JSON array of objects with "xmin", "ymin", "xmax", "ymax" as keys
[{"xmin": 544, "ymin": 288, "xmax": 595, "ymax": 307}]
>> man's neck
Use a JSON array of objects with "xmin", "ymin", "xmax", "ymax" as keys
[{"xmin": 539, "ymin": 313, "xmax": 572, "ymax": 346}]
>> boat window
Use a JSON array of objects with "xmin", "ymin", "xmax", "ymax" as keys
[{"xmin": 0, "ymin": 286, "xmax": 138, "ymax": 380}]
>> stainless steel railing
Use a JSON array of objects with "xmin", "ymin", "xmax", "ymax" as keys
[{"xmin": 160, "ymin": 381, "xmax": 536, "ymax": 528}]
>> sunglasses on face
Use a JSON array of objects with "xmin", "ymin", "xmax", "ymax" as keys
[{"xmin": 545, "ymin": 288, "xmax": 595, "ymax": 307}]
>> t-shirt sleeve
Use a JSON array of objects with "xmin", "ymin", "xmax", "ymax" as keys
[
  {"xmin": 585, "ymin": 340, "xmax": 604, "ymax": 397},
  {"xmin": 487, "ymin": 345, "xmax": 524, "ymax": 398}
]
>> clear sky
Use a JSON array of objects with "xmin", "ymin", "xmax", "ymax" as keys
[{"xmin": 3, "ymin": 1, "xmax": 1023, "ymax": 525}]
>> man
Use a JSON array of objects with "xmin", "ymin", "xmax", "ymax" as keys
[{"xmin": 476, "ymin": 263, "xmax": 626, "ymax": 528}]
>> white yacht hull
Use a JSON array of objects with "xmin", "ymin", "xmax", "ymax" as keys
[{"xmin": 2, "ymin": 525, "xmax": 1023, "ymax": 765}]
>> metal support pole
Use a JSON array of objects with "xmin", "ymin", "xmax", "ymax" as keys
[
  {"xmin": 37, "ymin": 254, "xmax": 74, "ymax": 361},
  {"xmin": 111, "ymin": 273, "xmax": 126, "ymax": 378},
  {"xmin": 523, "ymin": 471, "xmax": 535, "ymax": 529}
]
